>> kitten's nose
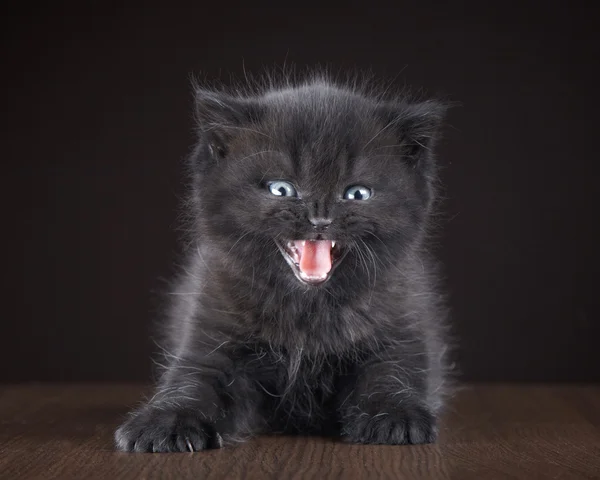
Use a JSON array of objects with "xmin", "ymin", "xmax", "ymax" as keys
[{"xmin": 309, "ymin": 217, "xmax": 332, "ymax": 229}]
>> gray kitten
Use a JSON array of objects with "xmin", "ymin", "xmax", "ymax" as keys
[{"xmin": 115, "ymin": 73, "xmax": 452, "ymax": 452}]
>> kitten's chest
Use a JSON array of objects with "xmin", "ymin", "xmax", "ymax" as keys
[{"xmin": 250, "ymin": 294, "xmax": 374, "ymax": 354}]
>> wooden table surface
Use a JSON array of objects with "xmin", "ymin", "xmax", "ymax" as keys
[{"xmin": 1, "ymin": 384, "xmax": 599, "ymax": 479}]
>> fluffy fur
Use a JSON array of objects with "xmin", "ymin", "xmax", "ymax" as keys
[{"xmin": 115, "ymin": 71, "xmax": 453, "ymax": 452}]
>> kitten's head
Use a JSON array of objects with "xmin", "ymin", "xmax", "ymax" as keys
[{"xmin": 188, "ymin": 78, "xmax": 448, "ymax": 290}]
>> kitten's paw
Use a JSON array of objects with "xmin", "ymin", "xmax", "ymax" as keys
[
  {"xmin": 115, "ymin": 407, "xmax": 223, "ymax": 453},
  {"xmin": 341, "ymin": 406, "xmax": 437, "ymax": 445}
]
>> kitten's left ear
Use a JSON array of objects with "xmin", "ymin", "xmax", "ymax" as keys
[
  {"xmin": 376, "ymin": 99, "xmax": 450, "ymax": 170},
  {"xmin": 193, "ymin": 88, "xmax": 265, "ymax": 157}
]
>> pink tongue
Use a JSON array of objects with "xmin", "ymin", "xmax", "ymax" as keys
[{"xmin": 299, "ymin": 240, "xmax": 333, "ymax": 277}]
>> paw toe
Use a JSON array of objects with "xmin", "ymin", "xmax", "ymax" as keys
[
  {"xmin": 343, "ymin": 407, "xmax": 437, "ymax": 445},
  {"xmin": 114, "ymin": 408, "xmax": 220, "ymax": 453}
]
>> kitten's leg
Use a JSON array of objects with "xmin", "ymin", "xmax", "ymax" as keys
[
  {"xmin": 114, "ymin": 352, "xmax": 262, "ymax": 453},
  {"xmin": 337, "ymin": 345, "xmax": 443, "ymax": 445},
  {"xmin": 115, "ymin": 258, "xmax": 266, "ymax": 453}
]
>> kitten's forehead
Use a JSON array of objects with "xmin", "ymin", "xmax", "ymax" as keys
[
  {"xmin": 258, "ymin": 84, "xmax": 385, "ymax": 178},
  {"xmin": 263, "ymin": 83, "xmax": 376, "ymax": 130}
]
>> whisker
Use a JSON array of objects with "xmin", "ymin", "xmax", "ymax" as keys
[{"xmin": 205, "ymin": 123, "xmax": 273, "ymax": 140}]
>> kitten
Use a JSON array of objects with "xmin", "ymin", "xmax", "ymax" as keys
[{"xmin": 115, "ymin": 72, "xmax": 452, "ymax": 452}]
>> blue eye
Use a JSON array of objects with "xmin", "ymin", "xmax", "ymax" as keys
[
  {"xmin": 268, "ymin": 181, "xmax": 297, "ymax": 197},
  {"xmin": 344, "ymin": 185, "xmax": 372, "ymax": 200}
]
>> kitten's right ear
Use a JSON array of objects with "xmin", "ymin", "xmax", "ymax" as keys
[{"xmin": 193, "ymin": 88, "xmax": 264, "ymax": 158}]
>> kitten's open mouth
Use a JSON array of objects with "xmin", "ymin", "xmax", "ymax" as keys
[{"xmin": 275, "ymin": 240, "xmax": 346, "ymax": 286}]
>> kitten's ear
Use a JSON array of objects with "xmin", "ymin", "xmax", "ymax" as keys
[
  {"xmin": 376, "ymin": 99, "xmax": 450, "ymax": 170},
  {"xmin": 193, "ymin": 88, "xmax": 264, "ymax": 157}
]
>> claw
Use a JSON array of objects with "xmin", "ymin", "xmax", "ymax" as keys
[{"xmin": 185, "ymin": 437, "xmax": 194, "ymax": 452}]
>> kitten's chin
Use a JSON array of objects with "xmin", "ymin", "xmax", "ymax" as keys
[{"xmin": 275, "ymin": 239, "xmax": 346, "ymax": 286}]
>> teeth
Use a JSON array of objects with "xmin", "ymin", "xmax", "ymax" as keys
[{"xmin": 287, "ymin": 240, "xmax": 337, "ymax": 247}]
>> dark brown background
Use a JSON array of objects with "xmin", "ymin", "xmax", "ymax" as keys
[{"xmin": 1, "ymin": 1, "xmax": 598, "ymax": 383}]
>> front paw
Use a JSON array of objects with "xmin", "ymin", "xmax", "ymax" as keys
[
  {"xmin": 341, "ymin": 406, "xmax": 437, "ymax": 445},
  {"xmin": 115, "ymin": 407, "xmax": 223, "ymax": 453}
]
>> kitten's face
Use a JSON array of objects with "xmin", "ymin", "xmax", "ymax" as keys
[{"xmin": 193, "ymin": 85, "xmax": 445, "ymax": 288}]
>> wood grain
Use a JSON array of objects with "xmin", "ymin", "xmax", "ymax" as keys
[{"xmin": 1, "ymin": 384, "xmax": 599, "ymax": 479}]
